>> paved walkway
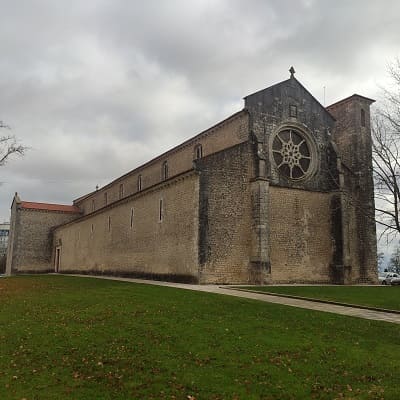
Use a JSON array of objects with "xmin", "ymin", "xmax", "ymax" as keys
[{"xmin": 67, "ymin": 274, "xmax": 400, "ymax": 325}]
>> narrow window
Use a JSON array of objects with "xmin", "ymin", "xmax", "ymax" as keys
[
  {"xmin": 91, "ymin": 199, "xmax": 95, "ymax": 212},
  {"xmin": 119, "ymin": 183, "xmax": 124, "ymax": 199},
  {"xmin": 91, "ymin": 223, "xmax": 94, "ymax": 234},
  {"xmin": 289, "ymin": 104, "xmax": 297, "ymax": 118},
  {"xmin": 137, "ymin": 175, "xmax": 142, "ymax": 192},
  {"xmin": 108, "ymin": 216, "xmax": 111, "ymax": 232},
  {"xmin": 104, "ymin": 192, "xmax": 108, "ymax": 206},
  {"xmin": 162, "ymin": 161, "xmax": 168, "ymax": 181},
  {"xmin": 159, "ymin": 199, "xmax": 163, "ymax": 222},
  {"xmin": 361, "ymin": 108, "xmax": 366, "ymax": 127},
  {"xmin": 194, "ymin": 144, "xmax": 203, "ymax": 159},
  {"xmin": 130, "ymin": 207, "xmax": 134, "ymax": 229}
]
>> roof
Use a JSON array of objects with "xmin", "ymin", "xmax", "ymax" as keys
[
  {"xmin": 327, "ymin": 94, "xmax": 376, "ymax": 109},
  {"xmin": 20, "ymin": 201, "xmax": 81, "ymax": 214}
]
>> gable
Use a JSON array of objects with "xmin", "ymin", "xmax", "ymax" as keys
[
  {"xmin": 244, "ymin": 76, "xmax": 335, "ymax": 126},
  {"xmin": 244, "ymin": 76, "xmax": 337, "ymax": 192}
]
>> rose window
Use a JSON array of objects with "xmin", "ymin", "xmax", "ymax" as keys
[{"xmin": 272, "ymin": 129, "xmax": 312, "ymax": 180}]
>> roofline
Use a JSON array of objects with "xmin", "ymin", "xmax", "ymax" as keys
[
  {"xmin": 20, "ymin": 201, "xmax": 81, "ymax": 213},
  {"xmin": 73, "ymin": 109, "xmax": 249, "ymax": 204},
  {"xmin": 10, "ymin": 192, "xmax": 21, "ymax": 210},
  {"xmin": 327, "ymin": 94, "xmax": 376, "ymax": 109},
  {"xmin": 20, "ymin": 200, "xmax": 72, "ymax": 207},
  {"xmin": 244, "ymin": 76, "xmax": 336, "ymax": 122},
  {"xmin": 63, "ymin": 141, "xmax": 249, "ymax": 229},
  {"xmin": 59, "ymin": 169, "xmax": 198, "ymax": 230},
  {"xmin": 73, "ymin": 189, "xmax": 97, "ymax": 204},
  {"xmin": 243, "ymin": 78, "xmax": 292, "ymax": 99}
]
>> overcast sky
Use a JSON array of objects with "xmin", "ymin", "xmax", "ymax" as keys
[{"xmin": 0, "ymin": 0, "xmax": 399, "ymax": 255}]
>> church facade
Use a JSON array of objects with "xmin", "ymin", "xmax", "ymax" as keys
[{"xmin": 6, "ymin": 72, "xmax": 378, "ymax": 284}]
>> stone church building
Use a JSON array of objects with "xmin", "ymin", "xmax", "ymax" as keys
[{"xmin": 6, "ymin": 71, "xmax": 378, "ymax": 284}]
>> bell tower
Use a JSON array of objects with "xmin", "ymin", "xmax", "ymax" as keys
[{"xmin": 327, "ymin": 95, "xmax": 378, "ymax": 283}]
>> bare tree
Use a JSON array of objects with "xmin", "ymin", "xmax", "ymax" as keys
[
  {"xmin": 0, "ymin": 121, "xmax": 26, "ymax": 166},
  {"xmin": 373, "ymin": 58, "xmax": 400, "ymax": 241},
  {"xmin": 388, "ymin": 245, "xmax": 400, "ymax": 273},
  {"xmin": 377, "ymin": 251, "xmax": 385, "ymax": 271}
]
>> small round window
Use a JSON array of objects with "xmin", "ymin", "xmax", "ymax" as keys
[{"xmin": 272, "ymin": 128, "xmax": 312, "ymax": 180}]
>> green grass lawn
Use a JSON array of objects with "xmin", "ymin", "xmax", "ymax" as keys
[
  {"xmin": 0, "ymin": 276, "xmax": 399, "ymax": 399},
  {"xmin": 241, "ymin": 286, "xmax": 400, "ymax": 311}
]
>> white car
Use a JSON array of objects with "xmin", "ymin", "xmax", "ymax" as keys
[
  {"xmin": 390, "ymin": 276, "xmax": 400, "ymax": 286},
  {"xmin": 379, "ymin": 272, "xmax": 399, "ymax": 285}
]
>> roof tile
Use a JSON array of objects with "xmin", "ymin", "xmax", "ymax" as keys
[{"xmin": 20, "ymin": 201, "xmax": 81, "ymax": 213}]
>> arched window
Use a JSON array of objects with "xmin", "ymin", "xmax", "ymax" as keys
[
  {"xmin": 361, "ymin": 108, "xmax": 366, "ymax": 127},
  {"xmin": 108, "ymin": 216, "xmax": 111, "ymax": 232},
  {"xmin": 162, "ymin": 161, "xmax": 168, "ymax": 181},
  {"xmin": 119, "ymin": 183, "xmax": 124, "ymax": 199},
  {"xmin": 137, "ymin": 175, "xmax": 142, "ymax": 192},
  {"xmin": 194, "ymin": 144, "xmax": 203, "ymax": 160},
  {"xmin": 104, "ymin": 192, "xmax": 108, "ymax": 206},
  {"xmin": 91, "ymin": 199, "xmax": 95, "ymax": 212}
]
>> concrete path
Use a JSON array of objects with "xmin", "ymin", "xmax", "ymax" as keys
[{"xmin": 66, "ymin": 274, "xmax": 400, "ymax": 325}]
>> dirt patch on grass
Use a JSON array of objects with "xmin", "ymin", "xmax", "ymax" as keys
[{"xmin": 0, "ymin": 276, "xmax": 50, "ymax": 298}]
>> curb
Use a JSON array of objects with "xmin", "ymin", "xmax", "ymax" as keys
[{"xmin": 223, "ymin": 287, "xmax": 400, "ymax": 315}]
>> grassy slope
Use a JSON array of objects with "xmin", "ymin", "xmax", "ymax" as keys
[
  {"xmin": 244, "ymin": 286, "xmax": 400, "ymax": 311},
  {"xmin": 0, "ymin": 276, "xmax": 398, "ymax": 399}
]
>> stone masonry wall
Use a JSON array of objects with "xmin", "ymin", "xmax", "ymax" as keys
[
  {"xmin": 54, "ymin": 171, "xmax": 200, "ymax": 283},
  {"xmin": 8, "ymin": 209, "xmax": 79, "ymax": 273},
  {"xmin": 5, "ymin": 198, "xmax": 18, "ymax": 275},
  {"xmin": 245, "ymin": 77, "xmax": 337, "ymax": 192},
  {"xmin": 327, "ymin": 96, "xmax": 378, "ymax": 284},
  {"xmin": 197, "ymin": 141, "xmax": 255, "ymax": 284},
  {"xmin": 76, "ymin": 112, "xmax": 249, "ymax": 215},
  {"xmin": 269, "ymin": 186, "xmax": 334, "ymax": 283}
]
